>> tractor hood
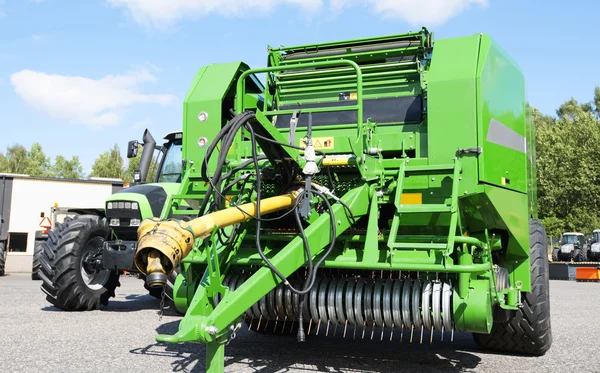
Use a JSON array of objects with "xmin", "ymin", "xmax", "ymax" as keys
[
  {"xmin": 591, "ymin": 243, "xmax": 600, "ymax": 253},
  {"xmin": 560, "ymin": 243, "xmax": 574, "ymax": 253},
  {"xmin": 106, "ymin": 183, "xmax": 180, "ymax": 219}
]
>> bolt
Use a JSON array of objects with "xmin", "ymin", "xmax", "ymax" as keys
[
  {"xmin": 206, "ymin": 326, "xmax": 218, "ymax": 335},
  {"xmin": 464, "ymin": 191, "xmax": 468, "ymax": 195},
  {"xmin": 431, "ymin": 177, "xmax": 435, "ymax": 181},
  {"xmin": 459, "ymin": 177, "xmax": 462, "ymax": 181},
  {"xmin": 410, "ymin": 135, "xmax": 414, "ymax": 139}
]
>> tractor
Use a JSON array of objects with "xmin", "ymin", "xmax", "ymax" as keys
[
  {"xmin": 38, "ymin": 130, "xmax": 183, "ymax": 310},
  {"xmin": 588, "ymin": 229, "xmax": 600, "ymax": 262},
  {"xmin": 552, "ymin": 232, "xmax": 588, "ymax": 262}
]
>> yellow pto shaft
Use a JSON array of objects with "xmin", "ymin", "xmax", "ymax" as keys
[{"xmin": 134, "ymin": 191, "xmax": 300, "ymax": 287}]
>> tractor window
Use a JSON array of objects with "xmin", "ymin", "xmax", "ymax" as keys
[
  {"xmin": 594, "ymin": 232, "xmax": 600, "ymax": 243},
  {"xmin": 157, "ymin": 144, "xmax": 183, "ymax": 183},
  {"xmin": 563, "ymin": 235, "xmax": 579, "ymax": 244}
]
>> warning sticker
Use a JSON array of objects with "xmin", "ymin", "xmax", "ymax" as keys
[{"xmin": 300, "ymin": 137, "xmax": 335, "ymax": 150}]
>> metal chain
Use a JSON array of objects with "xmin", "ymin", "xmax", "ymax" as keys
[{"xmin": 158, "ymin": 286, "xmax": 166, "ymax": 322}]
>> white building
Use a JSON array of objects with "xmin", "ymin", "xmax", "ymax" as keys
[{"xmin": 0, "ymin": 173, "xmax": 123, "ymax": 273}]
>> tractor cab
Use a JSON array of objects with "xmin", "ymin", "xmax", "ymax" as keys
[{"xmin": 127, "ymin": 130, "xmax": 183, "ymax": 185}]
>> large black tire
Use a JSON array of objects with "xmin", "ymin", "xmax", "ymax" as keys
[
  {"xmin": 473, "ymin": 219, "xmax": 552, "ymax": 355},
  {"xmin": 572, "ymin": 248, "xmax": 586, "ymax": 262},
  {"xmin": 551, "ymin": 248, "xmax": 559, "ymax": 262},
  {"xmin": 0, "ymin": 241, "xmax": 5, "ymax": 276},
  {"xmin": 39, "ymin": 215, "xmax": 120, "ymax": 311},
  {"xmin": 31, "ymin": 240, "xmax": 44, "ymax": 280}
]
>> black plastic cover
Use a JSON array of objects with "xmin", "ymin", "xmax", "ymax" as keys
[{"xmin": 275, "ymin": 96, "xmax": 422, "ymax": 128}]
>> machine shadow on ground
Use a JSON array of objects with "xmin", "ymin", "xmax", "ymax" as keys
[{"xmin": 129, "ymin": 320, "xmax": 482, "ymax": 372}]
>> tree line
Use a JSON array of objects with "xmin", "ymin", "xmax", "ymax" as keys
[
  {"xmin": 2, "ymin": 89, "xmax": 600, "ymax": 236},
  {"xmin": 0, "ymin": 143, "xmax": 143, "ymax": 184}
]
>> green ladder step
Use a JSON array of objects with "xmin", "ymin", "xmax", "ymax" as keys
[{"xmin": 398, "ymin": 204, "xmax": 452, "ymax": 213}]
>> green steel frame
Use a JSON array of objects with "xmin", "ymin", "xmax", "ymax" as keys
[{"xmin": 152, "ymin": 27, "xmax": 539, "ymax": 372}]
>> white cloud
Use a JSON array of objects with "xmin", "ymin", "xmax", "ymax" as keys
[
  {"xmin": 331, "ymin": 0, "xmax": 488, "ymax": 26},
  {"xmin": 108, "ymin": 0, "xmax": 486, "ymax": 27},
  {"xmin": 10, "ymin": 68, "xmax": 177, "ymax": 128},
  {"xmin": 107, "ymin": 0, "xmax": 324, "ymax": 26}
]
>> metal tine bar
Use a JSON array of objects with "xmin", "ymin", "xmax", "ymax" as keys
[
  {"xmin": 333, "ymin": 323, "xmax": 338, "ymax": 337},
  {"xmin": 316, "ymin": 320, "xmax": 322, "ymax": 336},
  {"xmin": 390, "ymin": 323, "xmax": 395, "ymax": 341},
  {"xmin": 343, "ymin": 320, "xmax": 348, "ymax": 338},
  {"xmin": 430, "ymin": 327, "xmax": 434, "ymax": 345},
  {"xmin": 326, "ymin": 320, "xmax": 331, "ymax": 337},
  {"xmin": 273, "ymin": 316, "xmax": 279, "ymax": 333},
  {"xmin": 248, "ymin": 317, "xmax": 255, "ymax": 330},
  {"xmin": 380, "ymin": 323, "xmax": 385, "ymax": 341},
  {"xmin": 353, "ymin": 324, "xmax": 357, "ymax": 339},
  {"xmin": 370, "ymin": 321, "xmax": 376, "ymax": 340},
  {"xmin": 420, "ymin": 325, "xmax": 424, "ymax": 344},
  {"xmin": 257, "ymin": 314, "xmax": 263, "ymax": 331},
  {"xmin": 410, "ymin": 325, "xmax": 414, "ymax": 343},
  {"xmin": 441, "ymin": 325, "xmax": 444, "ymax": 341},
  {"xmin": 362, "ymin": 322, "xmax": 366, "ymax": 339},
  {"xmin": 281, "ymin": 317, "xmax": 287, "ymax": 335},
  {"xmin": 451, "ymin": 327, "xmax": 455, "ymax": 342},
  {"xmin": 308, "ymin": 319, "xmax": 313, "ymax": 335},
  {"xmin": 400, "ymin": 325, "xmax": 404, "ymax": 342}
]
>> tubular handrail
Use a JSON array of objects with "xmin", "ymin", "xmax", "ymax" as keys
[{"xmin": 235, "ymin": 59, "xmax": 364, "ymax": 128}]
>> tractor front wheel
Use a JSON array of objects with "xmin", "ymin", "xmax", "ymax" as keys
[
  {"xmin": 39, "ymin": 215, "xmax": 120, "ymax": 311},
  {"xmin": 473, "ymin": 219, "xmax": 552, "ymax": 355},
  {"xmin": 572, "ymin": 248, "xmax": 586, "ymax": 262}
]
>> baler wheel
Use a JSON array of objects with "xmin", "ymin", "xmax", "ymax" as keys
[
  {"xmin": 473, "ymin": 219, "xmax": 552, "ymax": 355},
  {"xmin": 572, "ymin": 248, "xmax": 586, "ymax": 262},
  {"xmin": 0, "ymin": 241, "xmax": 5, "ymax": 276},
  {"xmin": 39, "ymin": 215, "xmax": 120, "ymax": 311},
  {"xmin": 551, "ymin": 248, "xmax": 560, "ymax": 262},
  {"xmin": 31, "ymin": 240, "xmax": 44, "ymax": 280}
]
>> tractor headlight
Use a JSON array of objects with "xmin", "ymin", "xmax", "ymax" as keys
[
  {"xmin": 130, "ymin": 218, "xmax": 141, "ymax": 227},
  {"xmin": 132, "ymin": 202, "xmax": 138, "ymax": 210},
  {"xmin": 109, "ymin": 218, "xmax": 120, "ymax": 227},
  {"xmin": 107, "ymin": 202, "xmax": 113, "ymax": 209}
]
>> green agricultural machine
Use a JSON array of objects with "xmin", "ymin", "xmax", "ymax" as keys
[
  {"xmin": 133, "ymin": 27, "xmax": 549, "ymax": 372},
  {"xmin": 39, "ymin": 130, "xmax": 183, "ymax": 310}
]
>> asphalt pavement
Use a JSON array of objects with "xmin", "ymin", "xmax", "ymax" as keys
[{"xmin": 1, "ymin": 274, "xmax": 599, "ymax": 373}]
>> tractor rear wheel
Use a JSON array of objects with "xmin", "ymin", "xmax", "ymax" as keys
[
  {"xmin": 0, "ymin": 242, "xmax": 6, "ymax": 276},
  {"xmin": 551, "ymin": 248, "xmax": 559, "ymax": 262},
  {"xmin": 39, "ymin": 215, "xmax": 120, "ymax": 311},
  {"xmin": 572, "ymin": 248, "xmax": 586, "ymax": 262},
  {"xmin": 473, "ymin": 218, "xmax": 552, "ymax": 355},
  {"xmin": 31, "ymin": 240, "xmax": 44, "ymax": 280}
]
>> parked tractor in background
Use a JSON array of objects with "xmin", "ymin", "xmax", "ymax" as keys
[
  {"xmin": 552, "ymin": 232, "xmax": 588, "ymax": 262},
  {"xmin": 123, "ymin": 27, "xmax": 549, "ymax": 373},
  {"xmin": 39, "ymin": 130, "xmax": 183, "ymax": 310},
  {"xmin": 588, "ymin": 229, "xmax": 600, "ymax": 262}
]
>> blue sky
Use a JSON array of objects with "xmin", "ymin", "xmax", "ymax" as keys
[{"xmin": 0, "ymin": 0, "xmax": 596, "ymax": 174}]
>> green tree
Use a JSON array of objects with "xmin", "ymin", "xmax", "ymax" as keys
[
  {"xmin": 0, "ymin": 144, "xmax": 31, "ymax": 174},
  {"xmin": 52, "ymin": 155, "xmax": 84, "ymax": 179},
  {"xmin": 90, "ymin": 144, "xmax": 125, "ymax": 180},
  {"xmin": 535, "ymin": 93, "xmax": 600, "ymax": 234},
  {"xmin": 26, "ymin": 143, "xmax": 52, "ymax": 177}
]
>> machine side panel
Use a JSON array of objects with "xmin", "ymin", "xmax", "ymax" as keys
[
  {"xmin": 426, "ymin": 35, "xmax": 481, "ymax": 194},
  {"xmin": 477, "ymin": 36, "xmax": 528, "ymax": 194}
]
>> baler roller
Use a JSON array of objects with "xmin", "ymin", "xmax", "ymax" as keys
[{"xmin": 223, "ymin": 273, "xmax": 454, "ymax": 338}]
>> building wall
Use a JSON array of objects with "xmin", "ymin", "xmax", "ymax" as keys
[{"xmin": 6, "ymin": 178, "xmax": 118, "ymax": 273}]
